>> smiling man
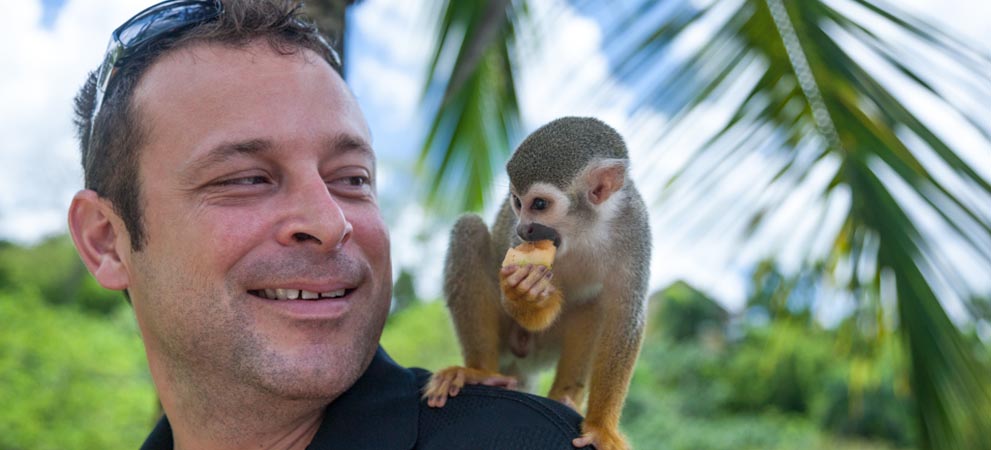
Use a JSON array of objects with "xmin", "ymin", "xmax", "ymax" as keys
[{"xmin": 67, "ymin": 1, "xmax": 589, "ymax": 449}]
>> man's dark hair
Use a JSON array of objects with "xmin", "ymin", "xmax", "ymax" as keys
[{"xmin": 73, "ymin": 0, "xmax": 341, "ymax": 251}]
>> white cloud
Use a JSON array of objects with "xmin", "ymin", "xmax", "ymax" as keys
[
  {"xmin": 0, "ymin": 0, "xmax": 158, "ymax": 245},
  {"xmin": 350, "ymin": 0, "xmax": 434, "ymax": 68},
  {"xmin": 349, "ymin": 54, "xmax": 421, "ymax": 131},
  {"xmin": 515, "ymin": 1, "xmax": 632, "ymax": 129}
]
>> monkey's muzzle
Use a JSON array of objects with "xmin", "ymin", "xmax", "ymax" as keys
[{"xmin": 516, "ymin": 223, "xmax": 561, "ymax": 247}]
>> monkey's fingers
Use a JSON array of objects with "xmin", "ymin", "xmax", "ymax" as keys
[
  {"xmin": 529, "ymin": 273, "xmax": 555, "ymax": 300},
  {"xmin": 449, "ymin": 368, "xmax": 466, "ymax": 397},
  {"xmin": 423, "ymin": 367, "xmax": 517, "ymax": 408},
  {"xmin": 572, "ymin": 422, "xmax": 629, "ymax": 450},
  {"xmin": 423, "ymin": 366, "xmax": 462, "ymax": 408},
  {"xmin": 425, "ymin": 381, "xmax": 449, "ymax": 408},
  {"xmin": 500, "ymin": 264, "xmax": 530, "ymax": 288},
  {"xmin": 572, "ymin": 435, "xmax": 594, "ymax": 449},
  {"xmin": 517, "ymin": 265, "xmax": 548, "ymax": 293}
]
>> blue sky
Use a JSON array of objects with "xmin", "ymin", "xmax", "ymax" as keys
[{"xmin": 2, "ymin": 0, "xmax": 989, "ymax": 325}]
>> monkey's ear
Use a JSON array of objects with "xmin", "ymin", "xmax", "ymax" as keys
[{"xmin": 584, "ymin": 158, "xmax": 627, "ymax": 205}]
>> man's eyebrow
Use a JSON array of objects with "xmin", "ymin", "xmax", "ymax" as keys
[
  {"xmin": 327, "ymin": 133, "xmax": 374, "ymax": 158},
  {"xmin": 184, "ymin": 138, "xmax": 273, "ymax": 177}
]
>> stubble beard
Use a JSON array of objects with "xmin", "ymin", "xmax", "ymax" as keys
[{"xmin": 135, "ymin": 245, "xmax": 388, "ymax": 430}]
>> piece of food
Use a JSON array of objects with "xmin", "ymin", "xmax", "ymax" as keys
[{"xmin": 502, "ymin": 240, "xmax": 556, "ymax": 268}]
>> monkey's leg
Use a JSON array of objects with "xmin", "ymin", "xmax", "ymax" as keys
[
  {"xmin": 547, "ymin": 304, "xmax": 600, "ymax": 411},
  {"xmin": 425, "ymin": 215, "xmax": 515, "ymax": 407},
  {"xmin": 500, "ymin": 264, "xmax": 563, "ymax": 331},
  {"xmin": 572, "ymin": 297, "xmax": 644, "ymax": 450}
]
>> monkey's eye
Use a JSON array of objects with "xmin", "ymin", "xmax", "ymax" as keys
[
  {"xmin": 531, "ymin": 198, "xmax": 548, "ymax": 211},
  {"xmin": 513, "ymin": 195, "xmax": 522, "ymax": 209}
]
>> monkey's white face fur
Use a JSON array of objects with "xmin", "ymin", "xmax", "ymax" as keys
[
  {"xmin": 509, "ymin": 159, "xmax": 628, "ymax": 257},
  {"xmin": 511, "ymin": 181, "xmax": 571, "ymax": 242}
]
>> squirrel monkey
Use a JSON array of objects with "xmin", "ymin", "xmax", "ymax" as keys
[{"xmin": 424, "ymin": 117, "xmax": 651, "ymax": 450}]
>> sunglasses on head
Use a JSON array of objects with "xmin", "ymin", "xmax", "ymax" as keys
[
  {"xmin": 89, "ymin": 0, "xmax": 342, "ymax": 141},
  {"xmin": 90, "ymin": 0, "xmax": 224, "ymax": 137}
]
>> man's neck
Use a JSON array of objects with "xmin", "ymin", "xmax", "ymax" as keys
[
  {"xmin": 150, "ymin": 358, "xmax": 329, "ymax": 450},
  {"xmin": 170, "ymin": 407, "xmax": 324, "ymax": 450}
]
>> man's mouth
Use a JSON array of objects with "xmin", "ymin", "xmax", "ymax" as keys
[{"xmin": 248, "ymin": 288, "xmax": 353, "ymax": 301}]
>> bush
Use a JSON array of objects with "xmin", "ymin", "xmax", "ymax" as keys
[{"xmin": 0, "ymin": 288, "xmax": 156, "ymax": 449}]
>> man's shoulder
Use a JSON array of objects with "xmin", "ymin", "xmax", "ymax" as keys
[{"xmin": 409, "ymin": 368, "xmax": 591, "ymax": 450}]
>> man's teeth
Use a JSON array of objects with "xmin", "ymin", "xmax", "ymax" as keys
[{"xmin": 257, "ymin": 288, "xmax": 347, "ymax": 300}]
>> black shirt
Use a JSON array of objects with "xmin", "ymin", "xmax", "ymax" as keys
[{"xmin": 140, "ymin": 348, "xmax": 590, "ymax": 449}]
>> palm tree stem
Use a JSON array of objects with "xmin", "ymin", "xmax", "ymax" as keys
[{"xmin": 764, "ymin": 0, "xmax": 843, "ymax": 153}]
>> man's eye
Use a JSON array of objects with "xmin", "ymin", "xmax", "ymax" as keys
[
  {"xmin": 217, "ymin": 176, "xmax": 268, "ymax": 186},
  {"xmin": 335, "ymin": 176, "xmax": 368, "ymax": 187},
  {"xmin": 329, "ymin": 175, "xmax": 372, "ymax": 194},
  {"xmin": 346, "ymin": 176, "xmax": 368, "ymax": 186}
]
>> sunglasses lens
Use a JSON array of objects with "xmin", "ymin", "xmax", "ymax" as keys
[{"xmin": 115, "ymin": 0, "xmax": 222, "ymax": 49}]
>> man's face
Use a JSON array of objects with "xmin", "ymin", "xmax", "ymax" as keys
[{"xmin": 122, "ymin": 41, "xmax": 391, "ymax": 400}]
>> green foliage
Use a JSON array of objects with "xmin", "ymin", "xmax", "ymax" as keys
[
  {"xmin": 0, "ymin": 288, "xmax": 156, "ymax": 449},
  {"xmin": 650, "ymin": 281, "xmax": 729, "ymax": 343},
  {"xmin": 380, "ymin": 299, "xmax": 462, "ymax": 370},
  {"xmin": 0, "ymin": 235, "xmax": 124, "ymax": 316},
  {"xmin": 391, "ymin": 269, "xmax": 418, "ymax": 313},
  {"xmin": 377, "ymin": 277, "xmax": 939, "ymax": 449},
  {"xmin": 621, "ymin": 285, "xmax": 920, "ymax": 449}
]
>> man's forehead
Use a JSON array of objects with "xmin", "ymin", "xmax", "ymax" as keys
[
  {"xmin": 133, "ymin": 39, "xmax": 339, "ymax": 103},
  {"xmin": 130, "ymin": 39, "xmax": 370, "ymax": 165}
]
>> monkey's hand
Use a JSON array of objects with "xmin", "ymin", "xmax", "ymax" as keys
[
  {"xmin": 572, "ymin": 421, "xmax": 630, "ymax": 450},
  {"xmin": 500, "ymin": 264, "xmax": 563, "ymax": 331},
  {"xmin": 423, "ymin": 366, "xmax": 518, "ymax": 408}
]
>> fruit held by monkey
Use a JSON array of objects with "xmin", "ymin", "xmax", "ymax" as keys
[{"xmin": 501, "ymin": 240, "xmax": 556, "ymax": 269}]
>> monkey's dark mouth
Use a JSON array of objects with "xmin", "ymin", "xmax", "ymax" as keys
[{"xmin": 519, "ymin": 222, "xmax": 560, "ymax": 247}]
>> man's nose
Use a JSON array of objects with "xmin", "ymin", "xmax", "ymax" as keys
[{"xmin": 275, "ymin": 174, "xmax": 352, "ymax": 251}]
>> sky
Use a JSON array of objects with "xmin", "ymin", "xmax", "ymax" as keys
[{"xmin": 1, "ymin": 0, "xmax": 988, "ymax": 322}]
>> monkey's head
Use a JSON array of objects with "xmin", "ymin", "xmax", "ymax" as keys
[{"xmin": 506, "ymin": 117, "xmax": 630, "ymax": 253}]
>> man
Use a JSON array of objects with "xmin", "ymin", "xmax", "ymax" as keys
[{"xmin": 67, "ymin": 0, "xmax": 590, "ymax": 449}]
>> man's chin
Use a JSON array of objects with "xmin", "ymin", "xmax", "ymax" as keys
[{"xmin": 247, "ymin": 341, "xmax": 374, "ymax": 400}]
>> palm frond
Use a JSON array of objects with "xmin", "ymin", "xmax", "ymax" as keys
[
  {"xmin": 615, "ymin": 0, "xmax": 990, "ymax": 447},
  {"xmin": 417, "ymin": 0, "xmax": 521, "ymax": 214}
]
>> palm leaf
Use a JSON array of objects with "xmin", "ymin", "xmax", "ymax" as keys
[
  {"xmin": 614, "ymin": 1, "xmax": 991, "ymax": 448},
  {"xmin": 417, "ymin": 0, "xmax": 521, "ymax": 214}
]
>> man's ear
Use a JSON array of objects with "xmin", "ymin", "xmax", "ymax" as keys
[
  {"xmin": 68, "ymin": 190, "xmax": 130, "ymax": 291},
  {"xmin": 584, "ymin": 159, "xmax": 627, "ymax": 205}
]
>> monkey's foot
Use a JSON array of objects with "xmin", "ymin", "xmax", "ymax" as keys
[
  {"xmin": 572, "ymin": 422, "xmax": 629, "ymax": 450},
  {"xmin": 500, "ymin": 265, "xmax": 563, "ymax": 331},
  {"xmin": 423, "ymin": 366, "xmax": 517, "ymax": 408}
]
